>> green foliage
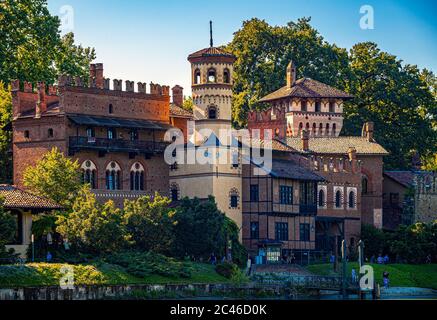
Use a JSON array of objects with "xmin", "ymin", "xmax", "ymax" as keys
[
  {"xmin": 0, "ymin": 196, "xmax": 17, "ymax": 261},
  {"xmin": 123, "ymin": 193, "xmax": 176, "ymax": 254},
  {"xmin": 361, "ymin": 222, "xmax": 437, "ymax": 263},
  {"xmin": 215, "ymin": 262, "xmax": 239, "ymax": 279},
  {"xmin": 0, "ymin": 82, "xmax": 12, "ymax": 184},
  {"xmin": 23, "ymin": 147, "xmax": 81, "ymax": 208},
  {"xmin": 182, "ymin": 96, "xmax": 193, "ymax": 111},
  {"xmin": 56, "ymin": 187, "xmax": 129, "ymax": 254},
  {"xmin": 105, "ymin": 251, "xmax": 193, "ymax": 279},
  {"xmin": 172, "ymin": 197, "xmax": 246, "ymax": 264}
]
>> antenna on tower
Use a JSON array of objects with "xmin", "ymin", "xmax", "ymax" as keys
[{"xmin": 210, "ymin": 20, "xmax": 213, "ymax": 47}]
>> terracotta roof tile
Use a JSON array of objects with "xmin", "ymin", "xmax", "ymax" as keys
[
  {"xmin": 188, "ymin": 47, "xmax": 235, "ymax": 59},
  {"xmin": 0, "ymin": 185, "xmax": 62, "ymax": 210},
  {"xmin": 285, "ymin": 136, "xmax": 389, "ymax": 155},
  {"xmin": 170, "ymin": 104, "xmax": 193, "ymax": 118},
  {"xmin": 259, "ymin": 78, "xmax": 353, "ymax": 102}
]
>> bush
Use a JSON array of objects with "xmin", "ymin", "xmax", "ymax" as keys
[
  {"xmin": 215, "ymin": 262, "xmax": 239, "ymax": 279},
  {"xmin": 105, "ymin": 251, "xmax": 193, "ymax": 279}
]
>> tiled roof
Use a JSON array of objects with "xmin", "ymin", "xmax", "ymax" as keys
[
  {"xmin": 170, "ymin": 104, "xmax": 193, "ymax": 118},
  {"xmin": 259, "ymin": 78, "xmax": 353, "ymax": 102},
  {"xmin": 243, "ymin": 138, "xmax": 297, "ymax": 153},
  {"xmin": 285, "ymin": 136, "xmax": 389, "ymax": 155},
  {"xmin": 188, "ymin": 47, "xmax": 236, "ymax": 59},
  {"xmin": 254, "ymin": 158, "xmax": 325, "ymax": 181},
  {"xmin": 0, "ymin": 185, "xmax": 62, "ymax": 210},
  {"xmin": 384, "ymin": 171, "xmax": 414, "ymax": 188}
]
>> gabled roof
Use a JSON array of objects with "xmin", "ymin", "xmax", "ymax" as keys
[
  {"xmin": 0, "ymin": 185, "xmax": 62, "ymax": 210},
  {"xmin": 170, "ymin": 104, "xmax": 193, "ymax": 118},
  {"xmin": 188, "ymin": 47, "xmax": 235, "ymax": 60},
  {"xmin": 259, "ymin": 78, "xmax": 353, "ymax": 102},
  {"xmin": 384, "ymin": 171, "xmax": 414, "ymax": 188},
  {"xmin": 251, "ymin": 158, "xmax": 325, "ymax": 182},
  {"xmin": 285, "ymin": 137, "xmax": 389, "ymax": 155}
]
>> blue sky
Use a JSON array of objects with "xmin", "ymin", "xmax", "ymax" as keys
[{"xmin": 47, "ymin": 0, "xmax": 437, "ymax": 95}]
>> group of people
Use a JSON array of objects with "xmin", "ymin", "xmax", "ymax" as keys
[{"xmin": 370, "ymin": 254, "xmax": 390, "ymax": 264}]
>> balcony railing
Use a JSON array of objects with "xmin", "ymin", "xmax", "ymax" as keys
[{"xmin": 69, "ymin": 136, "xmax": 169, "ymax": 154}]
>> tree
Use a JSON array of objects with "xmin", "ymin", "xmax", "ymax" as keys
[
  {"xmin": 0, "ymin": 0, "xmax": 96, "ymax": 184},
  {"xmin": 226, "ymin": 17, "xmax": 350, "ymax": 128},
  {"xmin": 0, "ymin": 82, "xmax": 12, "ymax": 183},
  {"xmin": 343, "ymin": 42, "xmax": 437, "ymax": 169},
  {"xmin": 172, "ymin": 197, "xmax": 246, "ymax": 264},
  {"xmin": 124, "ymin": 193, "xmax": 177, "ymax": 254},
  {"xmin": 0, "ymin": 196, "xmax": 17, "ymax": 260},
  {"xmin": 182, "ymin": 96, "xmax": 194, "ymax": 112},
  {"xmin": 56, "ymin": 187, "xmax": 129, "ymax": 254},
  {"xmin": 23, "ymin": 147, "xmax": 82, "ymax": 208}
]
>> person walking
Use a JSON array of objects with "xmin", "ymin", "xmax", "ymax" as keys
[{"xmin": 383, "ymin": 271, "xmax": 390, "ymax": 288}]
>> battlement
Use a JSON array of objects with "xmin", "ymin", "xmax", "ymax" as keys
[
  {"xmin": 309, "ymin": 154, "xmax": 362, "ymax": 175},
  {"xmin": 248, "ymin": 107, "xmax": 286, "ymax": 122}
]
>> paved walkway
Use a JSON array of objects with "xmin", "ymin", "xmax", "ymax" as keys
[{"xmin": 252, "ymin": 264, "xmax": 312, "ymax": 276}]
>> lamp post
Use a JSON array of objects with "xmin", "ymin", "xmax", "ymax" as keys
[
  {"xmin": 31, "ymin": 234, "xmax": 35, "ymax": 262},
  {"xmin": 341, "ymin": 239, "xmax": 347, "ymax": 299}
]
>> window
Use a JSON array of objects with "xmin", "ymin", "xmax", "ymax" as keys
[
  {"xmin": 298, "ymin": 123, "xmax": 303, "ymax": 135},
  {"xmin": 275, "ymin": 222, "xmax": 288, "ymax": 241},
  {"xmin": 130, "ymin": 162, "xmax": 145, "ymax": 191},
  {"xmin": 207, "ymin": 68, "xmax": 216, "ymax": 83},
  {"xmin": 223, "ymin": 69, "xmax": 230, "ymax": 83},
  {"xmin": 335, "ymin": 190, "xmax": 342, "ymax": 208},
  {"xmin": 329, "ymin": 101, "xmax": 335, "ymax": 113},
  {"xmin": 301, "ymin": 100, "xmax": 307, "ymax": 112},
  {"xmin": 107, "ymin": 128, "xmax": 116, "ymax": 140},
  {"xmin": 86, "ymin": 127, "xmax": 95, "ymax": 138},
  {"xmin": 300, "ymin": 223, "xmax": 310, "ymax": 242},
  {"xmin": 250, "ymin": 185, "xmax": 259, "ymax": 202},
  {"xmin": 170, "ymin": 183, "xmax": 179, "ymax": 201},
  {"xmin": 332, "ymin": 123, "xmax": 337, "ymax": 136},
  {"xmin": 130, "ymin": 129, "xmax": 138, "ymax": 141},
  {"xmin": 319, "ymin": 123, "xmax": 323, "ymax": 135},
  {"xmin": 106, "ymin": 161, "xmax": 121, "ymax": 190},
  {"xmin": 362, "ymin": 177, "xmax": 368, "ymax": 194},
  {"xmin": 81, "ymin": 160, "xmax": 97, "ymax": 189},
  {"xmin": 250, "ymin": 222, "xmax": 259, "ymax": 239},
  {"xmin": 318, "ymin": 189, "xmax": 325, "ymax": 207},
  {"xmin": 348, "ymin": 191, "xmax": 356, "ymax": 208},
  {"xmin": 208, "ymin": 106, "xmax": 217, "ymax": 119},
  {"xmin": 325, "ymin": 123, "xmax": 330, "ymax": 136},
  {"xmin": 300, "ymin": 182, "xmax": 316, "ymax": 206},
  {"xmin": 109, "ymin": 104, "xmax": 113, "ymax": 114},
  {"xmin": 194, "ymin": 69, "xmax": 201, "ymax": 84},
  {"xmin": 24, "ymin": 130, "xmax": 30, "ymax": 139},
  {"xmin": 312, "ymin": 123, "xmax": 317, "ymax": 136},
  {"xmin": 315, "ymin": 101, "xmax": 321, "ymax": 112},
  {"xmin": 9, "ymin": 210, "xmax": 23, "ymax": 245},
  {"xmin": 48, "ymin": 128, "xmax": 54, "ymax": 138},
  {"xmin": 229, "ymin": 188, "xmax": 239, "ymax": 208},
  {"xmin": 280, "ymin": 186, "xmax": 293, "ymax": 205}
]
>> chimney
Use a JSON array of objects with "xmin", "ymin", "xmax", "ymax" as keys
[
  {"xmin": 348, "ymin": 147, "xmax": 358, "ymax": 173},
  {"xmin": 35, "ymin": 82, "xmax": 47, "ymax": 118},
  {"xmin": 172, "ymin": 85, "xmax": 184, "ymax": 107},
  {"xmin": 89, "ymin": 64, "xmax": 96, "ymax": 79},
  {"xmin": 286, "ymin": 60, "xmax": 296, "ymax": 88},
  {"xmin": 94, "ymin": 63, "xmax": 104, "ymax": 89},
  {"xmin": 362, "ymin": 122, "xmax": 374, "ymax": 141},
  {"xmin": 301, "ymin": 129, "xmax": 309, "ymax": 152}
]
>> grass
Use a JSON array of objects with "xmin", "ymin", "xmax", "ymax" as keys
[
  {"xmin": 306, "ymin": 263, "xmax": 437, "ymax": 289},
  {"xmin": 0, "ymin": 262, "xmax": 230, "ymax": 288}
]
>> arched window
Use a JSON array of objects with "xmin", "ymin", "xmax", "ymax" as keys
[
  {"xmin": 325, "ymin": 123, "xmax": 330, "ymax": 136},
  {"xmin": 332, "ymin": 123, "xmax": 337, "ymax": 136},
  {"xmin": 170, "ymin": 183, "xmax": 179, "ymax": 201},
  {"xmin": 208, "ymin": 106, "xmax": 217, "ymax": 119},
  {"xmin": 109, "ymin": 104, "xmax": 113, "ymax": 114},
  {"xmin": 223, "ymin": 68, "xmax": 230, "ymax": 84},
  {"xmin": 335, "ymin": 190, "xmax": 342, "ymax": 208},
  {"xmin": 305, "ymin": 123, "xmax": 310, "ymax": 132},
  {"xmin": 362, "ymin": 177, "xmax": 369, "ymax": 194},
  {"xmin": 207, "ymin": 68, "xmax": 216, "ymax": 83},
  {"xmin": 130, "ymin": 162, "xmax": 145, "ymax": 191},
  {"xmin": 24, "ymin": 130, "xmax": 30, "ymax": 139},
  {"xmin": 312, "ymin": 123, "xmax": 317, "ymax": 136},
  {"xmin": 318, "ymin": 189, "xmax": 325, "ymax": 207},
  {"xmin": 348, "ymin": 191, "xmax": 356, "ymax": 208},
  {"xmin": 301, "ymin": 100, "xmax": 307, "ymax": 112},
  {"xmin": 81, "ymin": 160, "xmax": 97, "ymax": 189},
  {"xmin": 298, "ymin": 123, "xmax": 303, "ymax": 135},
  {"xmin": 48, "ymin": 128, "xmax": 54, "ymax": 138},
  {"xmin": 106, "ymin": 161, "xmax": 121, "ymax": 190},
  {"xmin": 194, "ymin": 69, "xmax": 201, "ymax": 84},
  {"xmin": 315, "ymin": 101, "xmax": 321, "ymax": 112},
  {"xmin": 229, "ymin": 188, "xmax": 239, "ymax": 209}
]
